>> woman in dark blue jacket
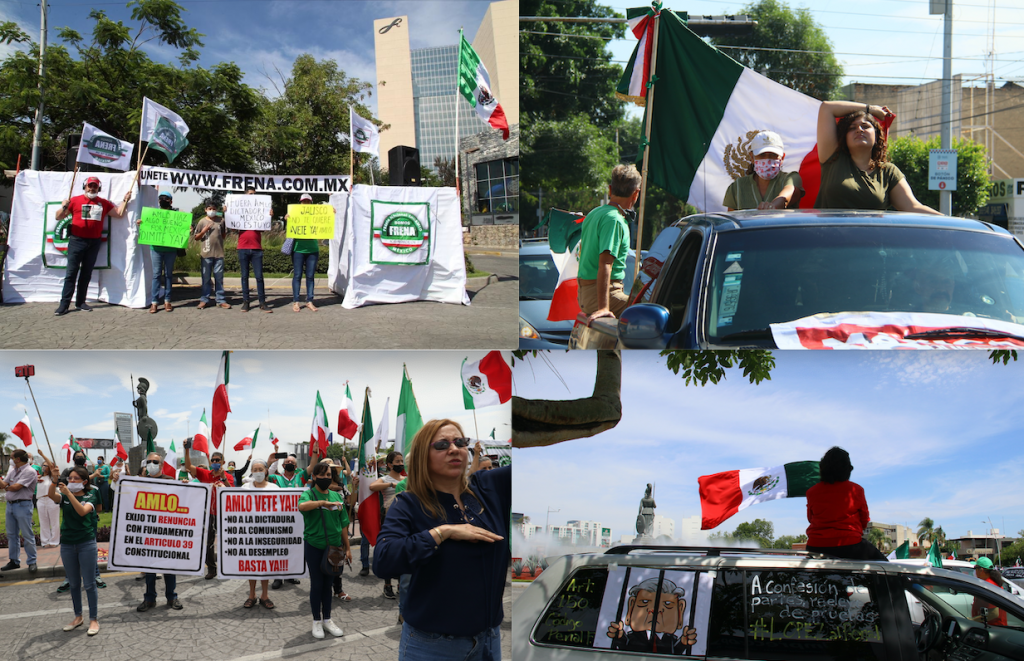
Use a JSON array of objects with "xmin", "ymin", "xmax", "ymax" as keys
[{"xmin": 374, "ymin": 419, "xmax": 511, "ymax": 660}]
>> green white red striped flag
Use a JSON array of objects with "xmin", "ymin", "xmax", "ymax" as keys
[
  {"xmin": 699, "ymin": 461, "xmax": 820, "ymax": 530},
  {"xmin": 615, "ymin": 3, "xmax": 663, "ymax": 106},
  {"xmin": 458, "ymin": 31, "xmax": 510, "ymax": 139}
]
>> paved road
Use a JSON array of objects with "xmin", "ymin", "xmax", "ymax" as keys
[
  {"xmin": 0, "ymin": 545, "xmax": 512, "ymax": 661},
  {"xmin": 0, "ymin": 253, "xmax": 517, "ymax": 350}
]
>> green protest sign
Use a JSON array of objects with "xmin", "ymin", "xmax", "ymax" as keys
[
  {"xmin": 286, "ymin": 204, "xmax": 334, "ymax": 240},
  {"xmin": 138, "ymin": 207, "xmax": 192, "ymax": 249}
]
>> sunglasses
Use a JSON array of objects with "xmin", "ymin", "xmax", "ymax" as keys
[
  {"xmin": 146, "ymin": 460, "xmax": 161, "ymax": 465},
  {"xmin": 430, "ymin": 437, "xmax": 471, "ymax": 451}
]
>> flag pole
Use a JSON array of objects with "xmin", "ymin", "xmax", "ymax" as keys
[
  {"xmin": 632, "ymin": 6, "xmax": 662, "ymax": 289},
  {"xmin": 349, "ymin": 107, "xmax": 354, "ymax": 184},
  {"xmin": 472, "ymin": 408, "xmax": 479, "ymax": 442},
  {"xmin": 130, "ymin": 143, "xmax": 151, "ymax": 192},
  {"xmin": 65, "ymin": 163, "xmax": 80, "ymax": 203},
  {"xmin": 21, "ymin": 375, "xmax": 57, "ymax": 467},
  {"xmin": 454, "ymin": 28, "xmax": 463, "ymax": 195}
]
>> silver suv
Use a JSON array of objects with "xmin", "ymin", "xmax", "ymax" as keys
[{"xmin": 513, "ymin": 545, "xmax": 1024, "ymax": 660}]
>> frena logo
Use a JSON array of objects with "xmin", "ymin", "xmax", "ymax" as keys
[
  {"xmin": 155, "ymin": 126, "xmax": 177, "ymax": 150},
  {"xmin": 377, "ymin": 211, "xmax": 427, "ymax": 254},
  {"xmin": 354, "ymin": 128, "xmax": 368, "ymax": 143},
  {"xmin": 86, "ymin": 135, "xmax": 125, "ymax": 162},
  {"xmin": 747, "ymin": 473, "xmax": 779, "ymax": 496}
]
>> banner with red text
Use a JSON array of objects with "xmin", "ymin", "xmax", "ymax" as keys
[
  {"xmin": 216, "ymin": 488, "xmax": 308, "ymax": 580},
  {"xmin": 108, "ymin": 475, "xmax": 212, "ymax": 576}
]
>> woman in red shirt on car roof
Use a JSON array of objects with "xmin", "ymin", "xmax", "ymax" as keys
[{"xmin": 805, "ymin": 446, "xmax": 888, "ymax": 561}]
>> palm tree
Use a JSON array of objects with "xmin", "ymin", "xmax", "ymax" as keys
[
  {"xmin": 934, "ymin": 526, "xmax": 947, "ymax": 554},
  {"xmin": 918, "ymin": 517, "xmax": 936, "ymax": 552},
  {"xmin": 867, "ymin": 527, "xmax": 889, "ymax": 553}
]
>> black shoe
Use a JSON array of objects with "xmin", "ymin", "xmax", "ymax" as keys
[
  {"xmin": 134, "ymin": 575, "xmax": 145, "ymax": 581},
  {"xmin": 383, "ymin": 584, "xmax": 396, "ymax": 599},
  {"xmin": 136, "ymin": 601, "xmax": 156, "ymax": 612},
  {"xmin": 205, "ymin": 568, "xmax": 217, "ymax": 580},
  {"xmin": 271, "ymin": 579, "xmax": 283, "ymax": 590},
  {"xmin": 167, "ymin": 598, "xmax": 183, "ymax": 610},
  {"xmin": 76, "ymin": 302, "xmax": 93, "ymax": 312},
  {"xmin": 54, "ymin": 307, "xmax": 69, "ymax": 317},
  {"xmin": 28, "ymin": 563, "xmax": 37, "ymax": 573},
  {"xmin": 358, "ymin": 567, "xmax": 369, "ymax": 577},
  {"xmin": 286, "ymin": 578, "xmax": 300, "ymax": 585},
  {"xmin": 56, "ymin": 581, "xmax": 70, "ymax": 593},
  {"xmin": 0, "ymin": 561, "xmax": 20, "ymax": 572},
  {"xmin": 241, "ymin": 300, "xmax": 250, "ymax": 312},
  {"xmin": 259, "ymin": 303, "xmax": 273, "ymax": 313},
  {"xmin": 95, "ymin": 578, "xmax": 106, "ymax": 588}
]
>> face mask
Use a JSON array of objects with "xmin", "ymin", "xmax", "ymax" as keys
[
  {"xmin": 210, "ymin": 462, "xmax": 222, "ymax": 471},
  {"xmin": 85, "ymin": 191, "xmax": 99, "ymax": 199},
  {"xmin": 147, "ymin": 462, "xmax": 162, "ymax": 476},
  {"xmin": 74, "ymin": 456, "xmax": 86, "ymax": 466},
  {"xmin": 753, "ymin": 158, "xmax": 782, "ymax": 180},
  {"xmin": 283, "ymin": 463, "xmax": 296, "ymax": 473},
  {"xmin": 392, "ymin": 464, "xmax": 404, "ymax": 472},
  {"xmin": 251, "ymin": 472, "xmax": 265, "ymax": 483},
  {"xmin": 315, "ymin": 477, "xmax": 333, "ymax": 490},
  {"xmin": 67, "ymin": 482, "xmax": 84, "ymax": 493}
]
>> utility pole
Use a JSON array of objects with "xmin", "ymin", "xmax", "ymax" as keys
[
  {"xmin": 30, "ymin": 0, "xmax": 47, "ymax": 171},
  {"xmin": 936, "ymin": 0, "xmax": 953, "ymax": 215}
]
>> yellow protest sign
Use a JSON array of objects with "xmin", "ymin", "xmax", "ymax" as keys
[
  {"xmin": 138, "ymin": 207, "xmax": 192, "ymax": 249},
  {"xmin": 286, "ymin": 204, "xmax": 334, "ymax": 240}
]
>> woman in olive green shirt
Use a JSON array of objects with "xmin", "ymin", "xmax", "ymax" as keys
[
  {"xmin": 48, "ymin": 465, "xmax": 101, "ymax": 636},
  {"xmin": 287, "ymin": 194, "xmax": 325, "ymax": 312},
  {"xmin": 815, "ymin": 101, "xmax": 940, "ymax": 214},
  {"xmin": 297, "ymin": 462, "xmax": 352, "ymax": 639}
]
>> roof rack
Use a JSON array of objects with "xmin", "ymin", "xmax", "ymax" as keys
[{"xmin": 604, "ymin": 544, "xmax": 828, "ymax": 558}]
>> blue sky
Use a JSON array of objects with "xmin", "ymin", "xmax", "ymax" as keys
[
  {"xmin": 512, "ymin": 351, "xmax": 1024, "ymax": 545},
  {"xmin": 0, "ymin": 0, "xmax": 495, "ymax": 117},
  {"xmin": 1, "ymin": 350, "xmax": 510, "ymax": 467}
]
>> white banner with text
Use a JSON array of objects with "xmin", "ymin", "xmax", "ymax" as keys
[
  {"xmin": 216, "ymin": 488, "xmax": 309, "ymax": 580},
  {"xmin": 139, "ymin": 167, "xmax": 350, "ymax": 194}
]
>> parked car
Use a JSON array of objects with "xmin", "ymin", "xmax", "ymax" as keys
[
  {"xmin": 892, "ymin": 558, "xmax": 1024, "ymax": 604},
  {"xmin": 570, "ymin": 210, "xmax": 1024, "ymax": 349},
  {"xmin": 514, "ymin": 544, "xmax": 1024, "ymax": 661}
]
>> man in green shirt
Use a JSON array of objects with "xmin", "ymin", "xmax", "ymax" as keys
[{"xmin": 578, "ymin": 164, "xmax": 642, "ymax": 320}]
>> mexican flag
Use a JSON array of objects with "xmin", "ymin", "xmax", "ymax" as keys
[
  {"xmin": 162, "ymin": 440, "xmax": 178, "ymax": 478},
  {"xmin": 310, "ymin": 391, "xmax": 330, "ymax": 457},
  {"xmin": 62, "ymin": 435, "xmax": 82, "ymax": 463},
  {"xmin": 234, "ymin": 426, "xmax": 259, "ymax": 452},
  {"xmin": 11, "ymin": 413, "xmax": 32, "ymax": 447},
  {"xmin": 337, "ymin": 383, "xmax": 359, "ymax": 440},
  {"xmin": 698, "ymin": 461, "xmax": 820, "ymax": 530},
  {"xmin": 395, "ymin": 367, "xmax": 423, "ymax": 455},
  {"xmin": 193, "ymin": 409, "xmax": 211, "ymax": 456},
  {"xmin": 462, "ymin": 352, "xmax": 512, "ymax": 409},
  {"xmin": 615, "ymin": 4, "xmax": 661, "ymax": 105},
  {"xmin": 212, "ymin": 351, "xmax": 231, "ymax": 450},
  {"xmin": 356, "ymin": 390, "xmax": 381, "ymax": 546},
  {"xmin": 547, "ymin": 243, "xmax": 581, "ymax": 322},
  {"xmin": 928, "ymin": 540, "xmax": 944, "ymax": 568},
  {"xmin": 115, "ymin": 440, "xmax": 128, "ymax": 462},
  {"xmin": 146, "ymin": 429, "xmax": 157, "ymax": 454},
  {"xmin": 887, "ymin": 539, "xmax": 910, "ymax": 561},
  {"xmin": 269, "ymin": 429, "xmax": 278, "ymax": 449},
  {"xmin": 621, "ymin": 8, "xmax": 821, "ymax": 213},
  {"xmin": 141, "ymin": 97, "xmax": 190, "ymax": 163},
  {"xmin": 458, "ymin": 31, "xmax": 510, "ymax": 139}
]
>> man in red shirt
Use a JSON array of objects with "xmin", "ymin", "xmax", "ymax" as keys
[
  {"xmin": 54, "ymin": 177, "xmax": 131, "ymax": 316},
  {"xmin": 182, "ymin": 442, "xmax": 235, "ymax": 580},
  {"xmin": 233, "ymin": 185, "xmax": 272, "ymax": 313},
  {"xmin": 972, "ymin": 557, "xmax": 1008, "ymax": 626}
]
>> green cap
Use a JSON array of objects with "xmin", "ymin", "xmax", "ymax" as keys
[{"xmin": 975, "ymin": 557, "xmax": 994, "ymax": 569}]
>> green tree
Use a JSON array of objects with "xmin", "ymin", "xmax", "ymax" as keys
[
  {"xmin": 917, "ymin": 517, "xmax": 936, "ymax": 552},
  {"xmin": 711, "ymin": 0, "xmax": 843, "ymax": 101},
  {"xmin": 776, "ymin": 533, "xmax": 808, "ymax": 549},
  {"xmin": 0, "ymin": 0, "xmax": 261, "ymax": 174},
  {"xmin": 888, "ymin": 135, "xmax": 991, "ymax": 217},
  {"xmin": 866, "ymin": 527, "xmax": 889, "ymax": 553},
  {"xmin": 733, "ymin": 519, "xmax": 775, "ymax": 548}
]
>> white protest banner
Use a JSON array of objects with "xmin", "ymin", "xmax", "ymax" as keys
[
  {"xmin": 139, "ymin": 166, "xmax": 350, "ymax": 194},
  {"xmin": 225, "ymin": 194, "xmax": 272, "ymax": 231},
  {"xmin": 216, "ymin": 488, "xmax": 308, "ymax": 580},
  {"xmin": 108, "ymin": 475, "xmax": 211, "ymax": 576}
]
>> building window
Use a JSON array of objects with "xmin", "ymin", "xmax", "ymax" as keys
[{"xmin": 474, "ymin": 158, "xmax": 519, "ymax": 214}]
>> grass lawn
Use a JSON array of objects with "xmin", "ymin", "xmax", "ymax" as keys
[{"xmin": 0, "ymin": 498, "xmax": 114, "ymax": 537}]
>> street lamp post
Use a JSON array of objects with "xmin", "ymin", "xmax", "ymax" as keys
[
  {"xmin": 984, "ymin": 517, "xmax": 1001, "ymax": 566},
  {"xmin": 545, "ymin": 506, "xmax": 560, "ymax": 557}
]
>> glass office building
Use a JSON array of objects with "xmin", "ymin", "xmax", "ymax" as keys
[{"xmin": 410, "ymin": 45, "xmax": 487, "ymax": 172}]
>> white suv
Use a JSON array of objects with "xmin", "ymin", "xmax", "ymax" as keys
[{"xmin": 513, "ymin": 545, "xmax": 1024, "ymax": 660}]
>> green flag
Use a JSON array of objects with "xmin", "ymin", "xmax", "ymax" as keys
[
  {"xmin": 490, "ymin": 428, "xmax": 496, "ymax": 440},
  {"xmin": 146, "ymin": 428, "xmax": 156, "ymax": 454},
  {"xmin": 149, "ymin": 116, "xmax": 189, "ymax": 163},
  {"xmin": 395, "ymin": 366, "xmax": 423, "ymax": 456},
  {"xmin": 895, "ymin": 540, "xmax": 909, "ymax": 559},
  {"xmin": 928, "ymin": 541, "xmax": 943, "ymax": 568}
]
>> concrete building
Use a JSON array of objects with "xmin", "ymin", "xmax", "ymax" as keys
[
  {"xmin": 953, "ymin": 529, "xmax": 1017, "ymax": 563},
  {"xmin": 373, "ymin": 1, "xmax": 517, "ymax": 173},
  {"xmin": 459, "ymin": 124, "xmax": 519, "ymax": 227},
  {"xmin": 679, "ymin": 515, "xmax": 710, "ymax": 546},
  {"xmin": 652, "ymin": 514, "xmax": 675, "ymax": 540},
  {"xmin": 869, "ymin": 522, "xmax": 921, "ymax": 554}
]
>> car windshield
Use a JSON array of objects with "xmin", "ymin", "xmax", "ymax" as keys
[
  {"xmin": 520, "ymin": 251, "xmax": 560, "ymax": 301},
  {"xmin": 704, "ymin": 226, "xmax": 1024, "ymax": 342}
]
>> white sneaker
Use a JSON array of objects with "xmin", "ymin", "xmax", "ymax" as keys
[
  {"xmin": 322, "ymin": 619, "xmax": 344, "ymax": 637},
  {"xmin": 312, "ymin": 620, "xmax": 324, "ymax": 639}
]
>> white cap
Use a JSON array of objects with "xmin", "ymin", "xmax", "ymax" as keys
[
  {"xmin": 750, "ymin": 131, "xmax": 785, "ymax": 157},
  {"xmin": 299, "ymin": 193, "xmax": 313, "ymax": 202}
]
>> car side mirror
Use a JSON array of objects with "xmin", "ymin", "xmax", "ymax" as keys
[{"xmin": 618, "ymin": 304, "xmax": 670, "ymax": 349}]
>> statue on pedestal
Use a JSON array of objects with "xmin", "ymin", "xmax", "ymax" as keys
[
  {"xmin": 635, "ymin": 483, "xmax": 656, "ymax": 540},
  {"xmin": 134, "ymin": 377, "xmax": 159, "ymax": 446}
]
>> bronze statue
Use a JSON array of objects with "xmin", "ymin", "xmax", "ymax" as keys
[
  {"xmin": 134, "ymin": 378, "xmax": 158, "ymax": 445},
  {"xmin": 636, "ymin": 483, "xmax": 656, "ymax": 539}
]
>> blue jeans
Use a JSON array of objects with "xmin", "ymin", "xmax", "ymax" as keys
[
  {"xmin": 200, "ymin": 257, "xmax": 226, "ymax": 304},
  {"xmin": 399, "ymin": 573, "xmax": 411, "ymax": 615},
  {"xmin": 399, "ymin": 623, "xmax": 501, "ymax": 661},
  {"xmin": 237, "ymin": 248, "xmax": 265, "ymax": 304},
  {"xmin": 150, "ymin": 248, "xmax": 176, "ymax": 304},
  {"xmin": 360, "ymin": 535, "xmax": 370, "ymax": 569},
  {"xmin": 145, "ymin": 572, "xmax": 176, "ymax": 602},
  {"xmin": 304, "ymin": 540, "xmax": 333, "ymax": 621},
  {"xmin": 59, "ymin": 235, "xmax": 103, "ymax": 310},
  {"xmin": 5, "ymin": 499, "xmax": 36, "ymax": 564},
  {"xmin": 61, "ymin": 539, "xmax": 98, "ymax": 620},
  {"xmin": 292, "ymin": 251, "xmax": 318, "ymax": 302}
]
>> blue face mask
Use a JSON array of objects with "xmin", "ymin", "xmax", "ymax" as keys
[{"xmin": 211, "ymin": 462, "xmax": 222, "ymax": 471}]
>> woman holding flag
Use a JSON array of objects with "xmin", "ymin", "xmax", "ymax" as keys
[
  {"xmin": 373, "ymin": 419, "xmax": 511, "ymax": 661},
  {"xmin": 47, "ymin": 464, "xmax": 101, "ymax": 636}
]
